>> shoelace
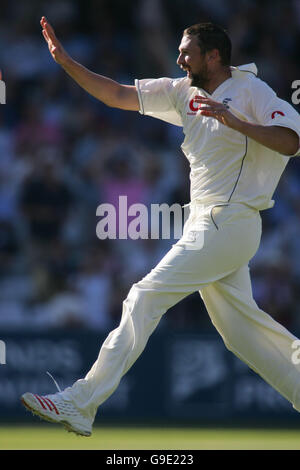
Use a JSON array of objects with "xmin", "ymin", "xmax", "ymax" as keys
[{"xmin": 46, "ymin": 371, "xmax": 62, "ymax": 392}]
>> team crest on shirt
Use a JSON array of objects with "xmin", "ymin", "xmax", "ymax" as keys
[{"xmin": 222, "ymin": 98, "xmax": 232, "ymax": 109}]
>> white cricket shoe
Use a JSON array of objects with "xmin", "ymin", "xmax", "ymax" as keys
[{"xmin": 21, "ymin": 392, "xmax": 92, "ymax": 437}]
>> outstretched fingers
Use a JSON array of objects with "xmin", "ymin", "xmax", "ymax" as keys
[
  {"xmin": 41, "ymin": 17, "xmax": 50, "ymax": 43},
  {"xmin": 44, "ymin": 22, "xmax": 57, "ymax": 42},
  {"xmin": 42, "ymin": 29, "xmax": 49, "ymax": 43},
  {"xmin": 40, "ymin": 16, "xmax": 57, "ymax": 43},
  {"xmin": 40, "ymin": 16, "xmax": 69, "ymax": 66},
  {"xmin": 194, "ymin": 96, "xmax": 226, "ymax": 117},
  {"xmin": 200, "ymin": 108, "xmax": 218, "ymax": 117}
]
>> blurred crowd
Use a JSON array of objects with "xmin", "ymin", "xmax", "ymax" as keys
[{"xmin": 0, "ymin": 0, "xmax": 300, "ymax": 333}]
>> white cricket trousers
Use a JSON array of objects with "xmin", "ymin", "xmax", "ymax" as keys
[{"xmin": 63, "ymin": 202, "xmax": 300, "ymax": 421}]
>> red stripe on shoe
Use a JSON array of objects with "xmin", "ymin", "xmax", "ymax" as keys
[
  {"xmin": 34, "ymin": 394, "xmax": 47, "ymax": 410},
  {"xmin": 41, "ymin": 397, "xmax": 53, "ymax": 411},
  {"xmin": 44, "ymin": 397, "xmax": 59, "ymax": 415}
]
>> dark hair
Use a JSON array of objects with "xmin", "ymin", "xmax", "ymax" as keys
[{"xmin": 184, "ymin": 22, "xmax": 231, "ymax": 66}]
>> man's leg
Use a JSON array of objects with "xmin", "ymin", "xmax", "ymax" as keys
[
  {"xmin": 200, "ymin": 264, "xmax": 300, "ymax": 411},
  {"xmin": 21, "ymin": 202, "xmax": 265, "ymax": 430},
  {"xmin": 62, "ymin": 245, "xmax": 232, "ymax": 421},
  {"xmin": 62, "ymin": 203, "xmax": 263, "ymax": 421}
]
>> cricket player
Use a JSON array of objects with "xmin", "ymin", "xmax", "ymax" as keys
[{"xmin": 21, "ymin": 18, "xmax": 300, "ymax": 436}]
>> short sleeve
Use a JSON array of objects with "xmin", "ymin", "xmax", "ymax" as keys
[
  {"xmin": 135, "ymin": 77, "xmax": 183, "ymax": 127},
  {"xmin": 250, "ymin": 78, "xmax": 300, "ymax": 156}
]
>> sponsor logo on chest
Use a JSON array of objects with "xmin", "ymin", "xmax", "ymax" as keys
[{"xmin": 187, "ymin": 96, "xmax": 232, "ymax": 115}]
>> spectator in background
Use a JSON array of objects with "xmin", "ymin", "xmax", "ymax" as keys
[
  {"xmin": 135, "ymin": 0, "xmax": 173, "ymax": 76},
  {"xmin": 73, "ymin": 244, "xmax": 113, "ymax": 331},
  {"xmin": 0, "ymin": 219, "xmax": 20, "ymax": 277},
  {"xmin": 20, "ymin": 147, "xmax": 72, "ymax": 246}
]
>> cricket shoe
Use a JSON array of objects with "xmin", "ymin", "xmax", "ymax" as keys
[{"xmin": 20, "ymin": 392, "xmax": 92, "ymax": 437}]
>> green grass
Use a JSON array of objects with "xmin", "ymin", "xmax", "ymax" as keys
[{"xmin": 1, "ymin": 425, "xmax": 300, "ymax": 450}]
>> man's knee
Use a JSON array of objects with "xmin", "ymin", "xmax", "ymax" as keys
[
  {"xmin": 123, "ymin": 281, "xmax": 165, "ymax": 320},
  {"xmin": 126, "ymin": 281, "xmax": 156, "ymax": 305}
]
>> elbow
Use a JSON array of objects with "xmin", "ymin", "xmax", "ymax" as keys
[
  {"xmin": 283, "ymin": 146, "xmax": 299, "ymax": 156},
  {"xmin": 281, "ymin": 130, "xmax": 300, "ymax": 156},
  {"xmin": 284, "ymin": 143, "xmax": 300, "ymax": 156}
]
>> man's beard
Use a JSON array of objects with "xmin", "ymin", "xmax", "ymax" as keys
[{"xmin": 189, "ymin": 65, "xmax": 209, "ymax": 89}]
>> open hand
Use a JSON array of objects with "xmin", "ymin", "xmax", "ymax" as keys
[
  {"xmin": 196, "ymin": 96, "xmax": 241, "ymax": 129},
  {"xmin": 40, "ymin": 16, "xmax": 69, "ymax": 66}
]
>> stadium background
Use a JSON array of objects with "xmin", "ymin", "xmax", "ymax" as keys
[{"xmin": 0, "ymin": 0, "xmax": 300, "ymax": 449}]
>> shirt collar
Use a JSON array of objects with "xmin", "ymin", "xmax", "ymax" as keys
[{"xmin": 231, "ymin": 63, "xmax": 258, "ymax": 76}]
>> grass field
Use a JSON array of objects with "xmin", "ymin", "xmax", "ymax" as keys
[{"xmin": 1, "ymin": 425, "xmax": 300, "ymax": 450}]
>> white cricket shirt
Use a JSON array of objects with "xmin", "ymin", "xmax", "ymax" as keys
[{"xmin": 135, "ymin": 64, "xmax": 300, "ymax": 211}]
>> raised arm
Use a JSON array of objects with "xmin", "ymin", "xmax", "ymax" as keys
[{"xmin": 40, "ymin": 17, "xmax": 139, "ymax": 111}]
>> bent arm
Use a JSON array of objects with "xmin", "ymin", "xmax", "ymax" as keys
[
  {"xmin": 232, "ymin": 121, "xmax": 300, "ymax": 156},
  {"xmin": 197, "ymin": 96, "xmax": 300, "ymax": 155},
  {"xmin": 40, "ymin": 16, "xmax": 139, "ymax": 111}
]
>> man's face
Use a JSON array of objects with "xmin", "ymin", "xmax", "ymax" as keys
[{"xmin": 177, "ymin": 34, "xmax": 210, "ymax": 89}]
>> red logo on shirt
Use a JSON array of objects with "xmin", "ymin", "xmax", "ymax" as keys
[
  {"xmin": 271, "ymin": 110, "xmax": 285, "ymax": 119},
  {"xmin": 188, "ymin": 95, "xmax": 202, "ymax": 115}
]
